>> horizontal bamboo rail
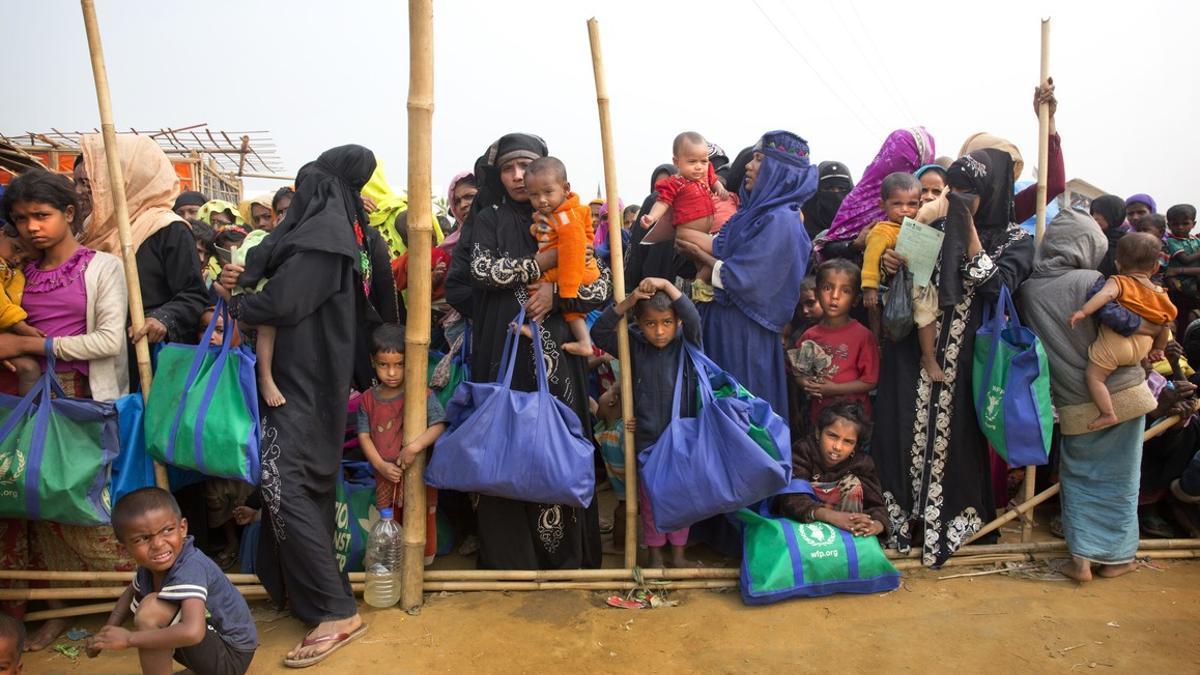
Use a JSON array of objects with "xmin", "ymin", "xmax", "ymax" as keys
[{"xmin": 5, "ymin": 540, "xmax": 1198, "ymax": 586}]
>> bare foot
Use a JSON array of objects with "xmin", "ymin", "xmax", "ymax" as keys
[
  {"xmin": 668, "ymin": 546, "xmax": 700, "ymax": 568},
  {"xmin": 921, "ymin": 355, "xmax": 946, "ymax": 383},
  {"xmin": 286, "ymin": 614, "xmax": 364, "ymax": 663},
  {"xmin": 260, "ymin": 378, "xmax": 287, "ymax": 408},
  {"xmin": 1060, "ymin": 556, "xmax": 1093, "ymax": 583},
  {"xmin": 647, "ymin": 546, "xmax": 666, "ymax": 568},
  {"xmin": 563, "ymin": 341, "xmax": 593, "ymax": 357},
  {"xmin": 1096, "ymin": 562, "xmax": 1137, "ymax": 578},
  {"xmin": 1087, "ymin": 412, "xmax": 1119, "ymax": 431},
  {"xmin": 26, "ymin": 617, "xmax": 70, "ymax": 651}
]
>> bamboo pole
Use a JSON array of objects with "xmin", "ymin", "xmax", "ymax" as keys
[
  {"xmin": 79, "ymin": 0, "xmax": 166, "ymax": 488},
  {"xmin": 967, "ymin": 483, "xmax": 1059, "ymax": 545},
  {"xmin": 588, "ymin": 17, "xmax": 639, "ymax": 570},
  {"xmin": 400, "ymin": 0, "xmax": 434, "ymax": 613},
  {"xmin": 1021, "ymin": 16, "xmax": 1053, "ymax": 543},
  {"xmin": 1034, "ymin": 18, "xmax": 1051, "ymax": 245},
  {"xmin": 25, "ymin": 602, "xmax": 116, "ymax": 623}
]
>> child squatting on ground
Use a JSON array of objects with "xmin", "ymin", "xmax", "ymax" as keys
[
  {"xmin": 358, "ymin": 323, "xmax": 447, "ymax": 565},
  {"xmin": 1070, "ymin": 232, "xmax": 1177, "ymax": 430},
  {"xmin": 639, "ymin": 132, "xmax": 729, "ymax": 275},
  {"xmin": 793, "ymin": 259, "xmax": 879, "ymax": 425},
  {"xmin": 522, "ymin": 156, "xmax": 601, "ymax": 357},
  {"xmin": 777, "ymin": 401, "xmax": 889, "ymax": 538},
  {"xmin": 591, "ymin": 277, "xmax": 702, "ymax": 568},
  {"xmin": 86, "ymin": 488, "xmax": 258, "ymax": 675}
]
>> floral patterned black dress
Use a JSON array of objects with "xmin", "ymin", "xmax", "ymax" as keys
[
  {"xmin": 454, "ymin": 198, "xmax": 610, "ymax": 570},
  {"xmin": 872, "ymin": 224, "xmax": 1034, "ymax": 567}
]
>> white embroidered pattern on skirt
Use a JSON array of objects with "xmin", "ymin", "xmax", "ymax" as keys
[{"xmin": 259, "ymin": 420, "xmax": 285, "ymax": 542}]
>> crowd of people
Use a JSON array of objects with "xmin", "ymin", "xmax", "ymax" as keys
[{"xmin": 0, "ymin": 78, "xmax": 1198, "ymax": 672}]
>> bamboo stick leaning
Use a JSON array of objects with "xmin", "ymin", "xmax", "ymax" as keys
[
  {"xmin": 587, "ymin": 17, "xmax": 639, "ymax": 569},
  {"xmin": 400, "ymin": 0, "xmax": 435, "ymax": 612},
  {"xmin": 1021, "ymin": 17, "xmax": 1053, "ymax": 543},
  {"xmin": 79, "ymin": 0, "xmax": 167, "ymax": 488}
]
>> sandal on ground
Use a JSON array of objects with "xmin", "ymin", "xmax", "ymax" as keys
[
  {"xmin": 1171, "ymin": 479, "xmax": 1200, "ymax": 505},
  {"xmin": 283, "ymin": 623, "xmax": 367, "ymax": 669},
  {"xmin": 1138, "ymin": 508, "xmax": 1179, "ymax": 539},
  {"xmin": 1050, "ymin": 515, "xmax": 1065, "ymax": 539},
  {"xmin": 214, "ymin": 548, "xmax": 239, "ymax": 571}
]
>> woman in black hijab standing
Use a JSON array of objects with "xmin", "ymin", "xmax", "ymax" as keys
[
  {"xmin": 872, "ymin": 149, "xmax": 1035, "ymax": 568},
  {"xmin": 218, "ymin": 144, "xmax": 393, "ymax": 667},
  {"xmin": 800, "ymin": 160, "xmax": 855, "ymax": 240},
  {"xmin": 445, "ymin": 133, "xmax": 610, "ymax": 569}
]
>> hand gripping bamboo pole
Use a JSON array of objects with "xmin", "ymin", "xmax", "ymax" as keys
[
  {"xmin": 80, "ymin": 0, "xmax": 167, "ymax": 489},
  {"xmin": 400, "ymin": 0, "xmax": 434, "ymax": 612},
  {"xmin": 587, "ymin": 17, "xmax": 639, "ymax": 570},
  {"xmin": 1021, "ymin": 17, "xmax": 1052, "ymax": 542}
]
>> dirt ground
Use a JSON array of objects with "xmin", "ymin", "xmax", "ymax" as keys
[{"xmin": 21, "ymin": 557, "xmax": 1200, "ymax": 674}]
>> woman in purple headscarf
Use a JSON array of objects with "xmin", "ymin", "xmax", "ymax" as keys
[
  {"xmin": 814, "ymin": 127, "xmax": 935, "ymax": 260},
  {"xmin": 679, "ymin": 130, "xmax": 818, "ymax": 423}
]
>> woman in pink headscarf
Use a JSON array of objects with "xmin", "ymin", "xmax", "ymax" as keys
[
  {"xmin": 440, "ymin": 171, "xmax": 477, "ymax": 255},
  {"xmin": 814, "ymin": 127, "xmax": 936, "ymax": 260}
]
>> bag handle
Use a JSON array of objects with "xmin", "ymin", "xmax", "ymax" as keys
[
  {"xmin": 528, "ymin": 318, "xmax": 550, "ymax": 396},
  {"xmin": 976, "ymin": 283, "xmax": 1011, "ymax": 413},
  {"xmin": 666, "ymin": 343, "xmax": 687, "ymax": 424},
  {"xmin": 683, "ymin": 341, "xmax": 716, "ymax": 407},
  {"xmin": 497, "ymin": 307, "xmax": 526, "ymax": 388},
  {"xmin": 164, "ymin": 299, "xmax": 235, "ymax": 465}
]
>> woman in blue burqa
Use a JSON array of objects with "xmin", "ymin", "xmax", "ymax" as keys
[{"xmin": 679, "ymin": 130, "xmax": 818, "ymax": 428}]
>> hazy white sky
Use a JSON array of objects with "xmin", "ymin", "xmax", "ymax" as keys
[{"xmin": 6, "ymin": 0, "xmax": 1199, "ymax": 212}]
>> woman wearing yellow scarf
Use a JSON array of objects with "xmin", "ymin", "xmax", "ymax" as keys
[{"xmin": 360, "ymin": 160, "xmax": 443, "ymax": 258}]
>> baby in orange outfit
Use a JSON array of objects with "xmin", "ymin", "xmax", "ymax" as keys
[
  {"xmin": 1069, "ymin": 232, "xmax": 1177, "ymax": 430},
  {"xmin": 525, "ymin": 156, "xmax": 600, "ymax": 356}
]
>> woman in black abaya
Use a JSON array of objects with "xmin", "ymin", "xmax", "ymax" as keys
[
  {"xmin": 872, "ymin": 149, "xmax": 1035, "ymax": 568},
  {"xmin": 445, "ymin": 133, "xmax": 610, "ymax": 569},
  {"xmin": 218, "ymin": 144, "xmax": 393, "ymax": 667}
]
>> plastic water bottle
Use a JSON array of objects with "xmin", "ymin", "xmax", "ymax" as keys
[{"xmin": 363, "ymin": 508, "xmax": 403, "ymax": 608}]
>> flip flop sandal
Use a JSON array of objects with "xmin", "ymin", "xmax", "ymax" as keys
[
  {"xmin": 284, "ymin": 623, "xmax": 367, "ymax": 669},
  {"xmin": 1139, "ymin": 510, "xmax": 1178, "ymax": 539}
]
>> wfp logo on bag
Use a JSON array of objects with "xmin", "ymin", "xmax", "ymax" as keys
[
  {"xmin": 983, "ymin": 386, "xmax": 1004, "ymax": 430},
  {"xmin": 0, "ymin": 448, "xmax": 26, "ymax": 499},
  {"xmin": 798, "ymin": 522, "xmax": 840, "ymax": 558}
]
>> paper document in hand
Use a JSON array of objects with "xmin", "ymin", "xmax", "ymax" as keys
[{"xmin": 894, "ymin": 217, "xmax": 944, "ymax": 288}]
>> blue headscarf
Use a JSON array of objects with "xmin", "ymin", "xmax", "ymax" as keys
[{"xmin": 712, "ymin": 130, "xmax": 818, "ymax": 333}]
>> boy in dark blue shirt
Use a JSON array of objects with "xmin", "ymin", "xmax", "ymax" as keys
[
  {"xmin": 88, "ymin": 488, "xmax": 257, "ymax": 675},
  {"xmin": 592, "ymin": 277, "xmax": 702, "ymax": 567}
]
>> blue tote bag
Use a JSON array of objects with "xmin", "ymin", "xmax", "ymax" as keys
[
  {"xmin": 0, "ymin": 339, "xmax": 119, "ymax": 524},
  {"xmin": 972, "ymin": 284, "xmax": 1054, "ymax": 467},
  {"xmin": 639, "ymin": 342, "xmax": 791, "ymax": 533},
  {"xmin": 426, "ymin": 309, "xmax": 595, "ymax": 507},
  {"xmin": 109, "ymin": 393, "xmax": 157, "ymax": 505}
]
